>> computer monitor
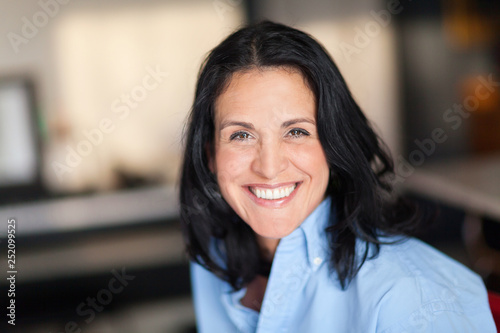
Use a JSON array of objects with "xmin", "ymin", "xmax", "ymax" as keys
[{"xmin": 0, "ymin": 77, "xmax": 43, "ymax": 204}]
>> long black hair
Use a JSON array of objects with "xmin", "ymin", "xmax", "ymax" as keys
[{"xmin": 179, "ymin": 20, "xmax": 420, "ymax": 290}]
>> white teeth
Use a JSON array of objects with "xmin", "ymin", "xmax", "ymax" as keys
[{"xmin": 250, "ymin": 184, "xmax": 297, "ymax": 200}]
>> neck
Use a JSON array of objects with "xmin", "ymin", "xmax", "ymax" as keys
[{"xmin": 255, "ymin": 234, "xmax": 280, "ymax": 262}]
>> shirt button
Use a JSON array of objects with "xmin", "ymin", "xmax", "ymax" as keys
[{"xmin": 313, "ymin": 257, "xmax": 323, "ymax": 266}]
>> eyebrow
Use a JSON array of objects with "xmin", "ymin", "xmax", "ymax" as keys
[
  {"xmin": 219, "ymin": 121, "xmax": 255, "ymax": 131},
  {"xmin": 219, "ymin": 117, "xmax": 315, "ymax": 131},
  {"xmin": 281, "ymin": 117, "xmax": 315, "ymax": 128}
]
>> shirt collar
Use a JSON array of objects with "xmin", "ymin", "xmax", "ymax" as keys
[
  {"xmin": 279, "ymin": 196, "xmax": 333, "ymax": 270},
  {"xmin": 219, "ymin": 196, "xmax": 336, "ymax": 331}
]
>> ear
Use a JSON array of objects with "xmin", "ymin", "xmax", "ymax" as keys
[{"xmin": 205, "ymin": 142, "xmax": 215, "ymax": 174}]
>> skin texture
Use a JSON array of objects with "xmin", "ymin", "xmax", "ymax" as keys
[{"xmin": 210, "ymin": 67, "xmax": 330, "ymax": 262}]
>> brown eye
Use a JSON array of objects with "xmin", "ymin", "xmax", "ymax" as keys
[
  {"xmin": 288, "ymin": 128, "xmax": 309, "ymax": 138},
  {"xmin": 230, "ymin": 131, "xmax": 251, "ymax": 141}
]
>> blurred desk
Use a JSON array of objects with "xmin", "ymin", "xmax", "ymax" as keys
[
  {"xmin": 0, "ymin": 185, "xmax": 194, "ymax": 333},
  {"xmin": 401, "ymin": 154, "xmax": 500, "ymax": 221},
  {"xmin": 0, "ymin": 185, "xmax": 185, "ymax": 282},
  {"xmin": 0, "ymin": 185, "xmax": 179, "ymax": 236}
]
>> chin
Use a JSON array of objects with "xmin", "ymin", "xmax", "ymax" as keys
[{"xmin": 251, "ymin": 221, "xmax": 299, "ymax": 240}]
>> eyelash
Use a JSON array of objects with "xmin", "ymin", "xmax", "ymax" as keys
[
  {"xmin": 229, "ymin": 128, "xmax": 310, "ymax": 141},
  {"xmin": 288, "ymin": 128, "xmax": 310, "ymax": 138},
  {"xmin": 229, "ymin": 131, "xmax": 251, "ymax": 141}
]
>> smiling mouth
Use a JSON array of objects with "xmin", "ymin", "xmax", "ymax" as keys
[{"xmin": 248, "ymin": 183, "xmax": 298, "ymax": 200}]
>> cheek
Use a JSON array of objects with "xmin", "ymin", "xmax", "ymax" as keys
[
  {"xmin": 215, "ymin": 148, "xmax": 253, "ymax": 188},
  {"xmin": 290, "ymin": 144, "xmax": 329, "ymax": 178}
]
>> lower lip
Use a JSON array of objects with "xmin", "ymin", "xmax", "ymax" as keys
[{"xmin": 244, "ymin": 182, "xmax": 301, "ymax": 208}]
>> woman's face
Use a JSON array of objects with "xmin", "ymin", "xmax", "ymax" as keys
[{"xmin": 210, "ymin": 67, "xmax": 330, "ymax": 240}]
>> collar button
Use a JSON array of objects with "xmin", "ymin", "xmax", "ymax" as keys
[{"xmin": 313, "ymin": 257, "xmax": 323, "ymax": 266}]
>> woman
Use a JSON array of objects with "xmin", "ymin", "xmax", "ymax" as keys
[{"xmin": 179, "ymin": 21, "xmax": 495, "ymax": 332}]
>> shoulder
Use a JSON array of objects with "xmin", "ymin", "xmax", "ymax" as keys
[
  {"xmin": 190, "ymin": 262, "xmax": 240, "ymax": 332},
  {"xmin": 190, "ymin": 260, "xmax": 228, "ymax": 296},
  {"xmin": 362, "ymin": 237, "xmax": 482, "ymax": 291},
  {"xmin": 354, "ymin": 237, "xmax": 496, "ymax": 332}
]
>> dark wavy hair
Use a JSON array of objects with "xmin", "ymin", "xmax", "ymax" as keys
[{"xmin": 179, "ymin": 20, "xmax": 420, "ymax": 290}]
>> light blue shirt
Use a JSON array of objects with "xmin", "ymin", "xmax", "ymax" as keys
[{"xmin": 190, "ymin": 197, "xmax": 496, "ymax": 332}]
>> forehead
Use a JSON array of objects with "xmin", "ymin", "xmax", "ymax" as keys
[{"xmin": 214, "ymin": 67, "xmax": 316, "ymax": 124}]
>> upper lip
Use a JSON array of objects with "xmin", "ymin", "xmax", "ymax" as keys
[{"xmin": 244, "ymin": 181, "xmax": 300, "ymax": 189}]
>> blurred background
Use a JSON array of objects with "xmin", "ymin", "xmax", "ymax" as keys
[{"xmin": 0, "ymin": 0, "xmax": 499, "ymax": 332}]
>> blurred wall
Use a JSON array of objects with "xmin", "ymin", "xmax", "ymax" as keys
[{"xmin": 399, "ymin": 2, "xmax": 499, "ymax": 159}]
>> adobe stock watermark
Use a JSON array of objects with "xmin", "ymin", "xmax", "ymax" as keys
[
  {"xmin": 212, "ymin": 0, "xmax": 242, "ymax": 21},
  {"xmin": 393, "ymin": 74, "xmax": 500, "ymax": 184},
  {"xmin": 402, "ymin": 278, "xmax": 460, "ymax": 332},
  {"xmin": 337, "ymin": 0, "xmax": 412, "ymax": 63},
  {"xmin": 48, "ymin": 267, "xmax": 135, "ymax": 333},
  {"xmin": 51, "ymin": 65, "xmax": 169, "ymax": 182},
  {"xmin": 7, "ymin": 0, "xmax": 71, "ymax": 54}
]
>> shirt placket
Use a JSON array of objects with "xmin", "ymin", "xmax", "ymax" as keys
[{"xmin": 256, "ymin": 233, "xmax": 311, "ymax": 333}]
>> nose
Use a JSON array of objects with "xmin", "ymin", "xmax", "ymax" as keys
[{"xmin": 251, "ymin": 139, "xmax": 288, "ymax": 180}]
